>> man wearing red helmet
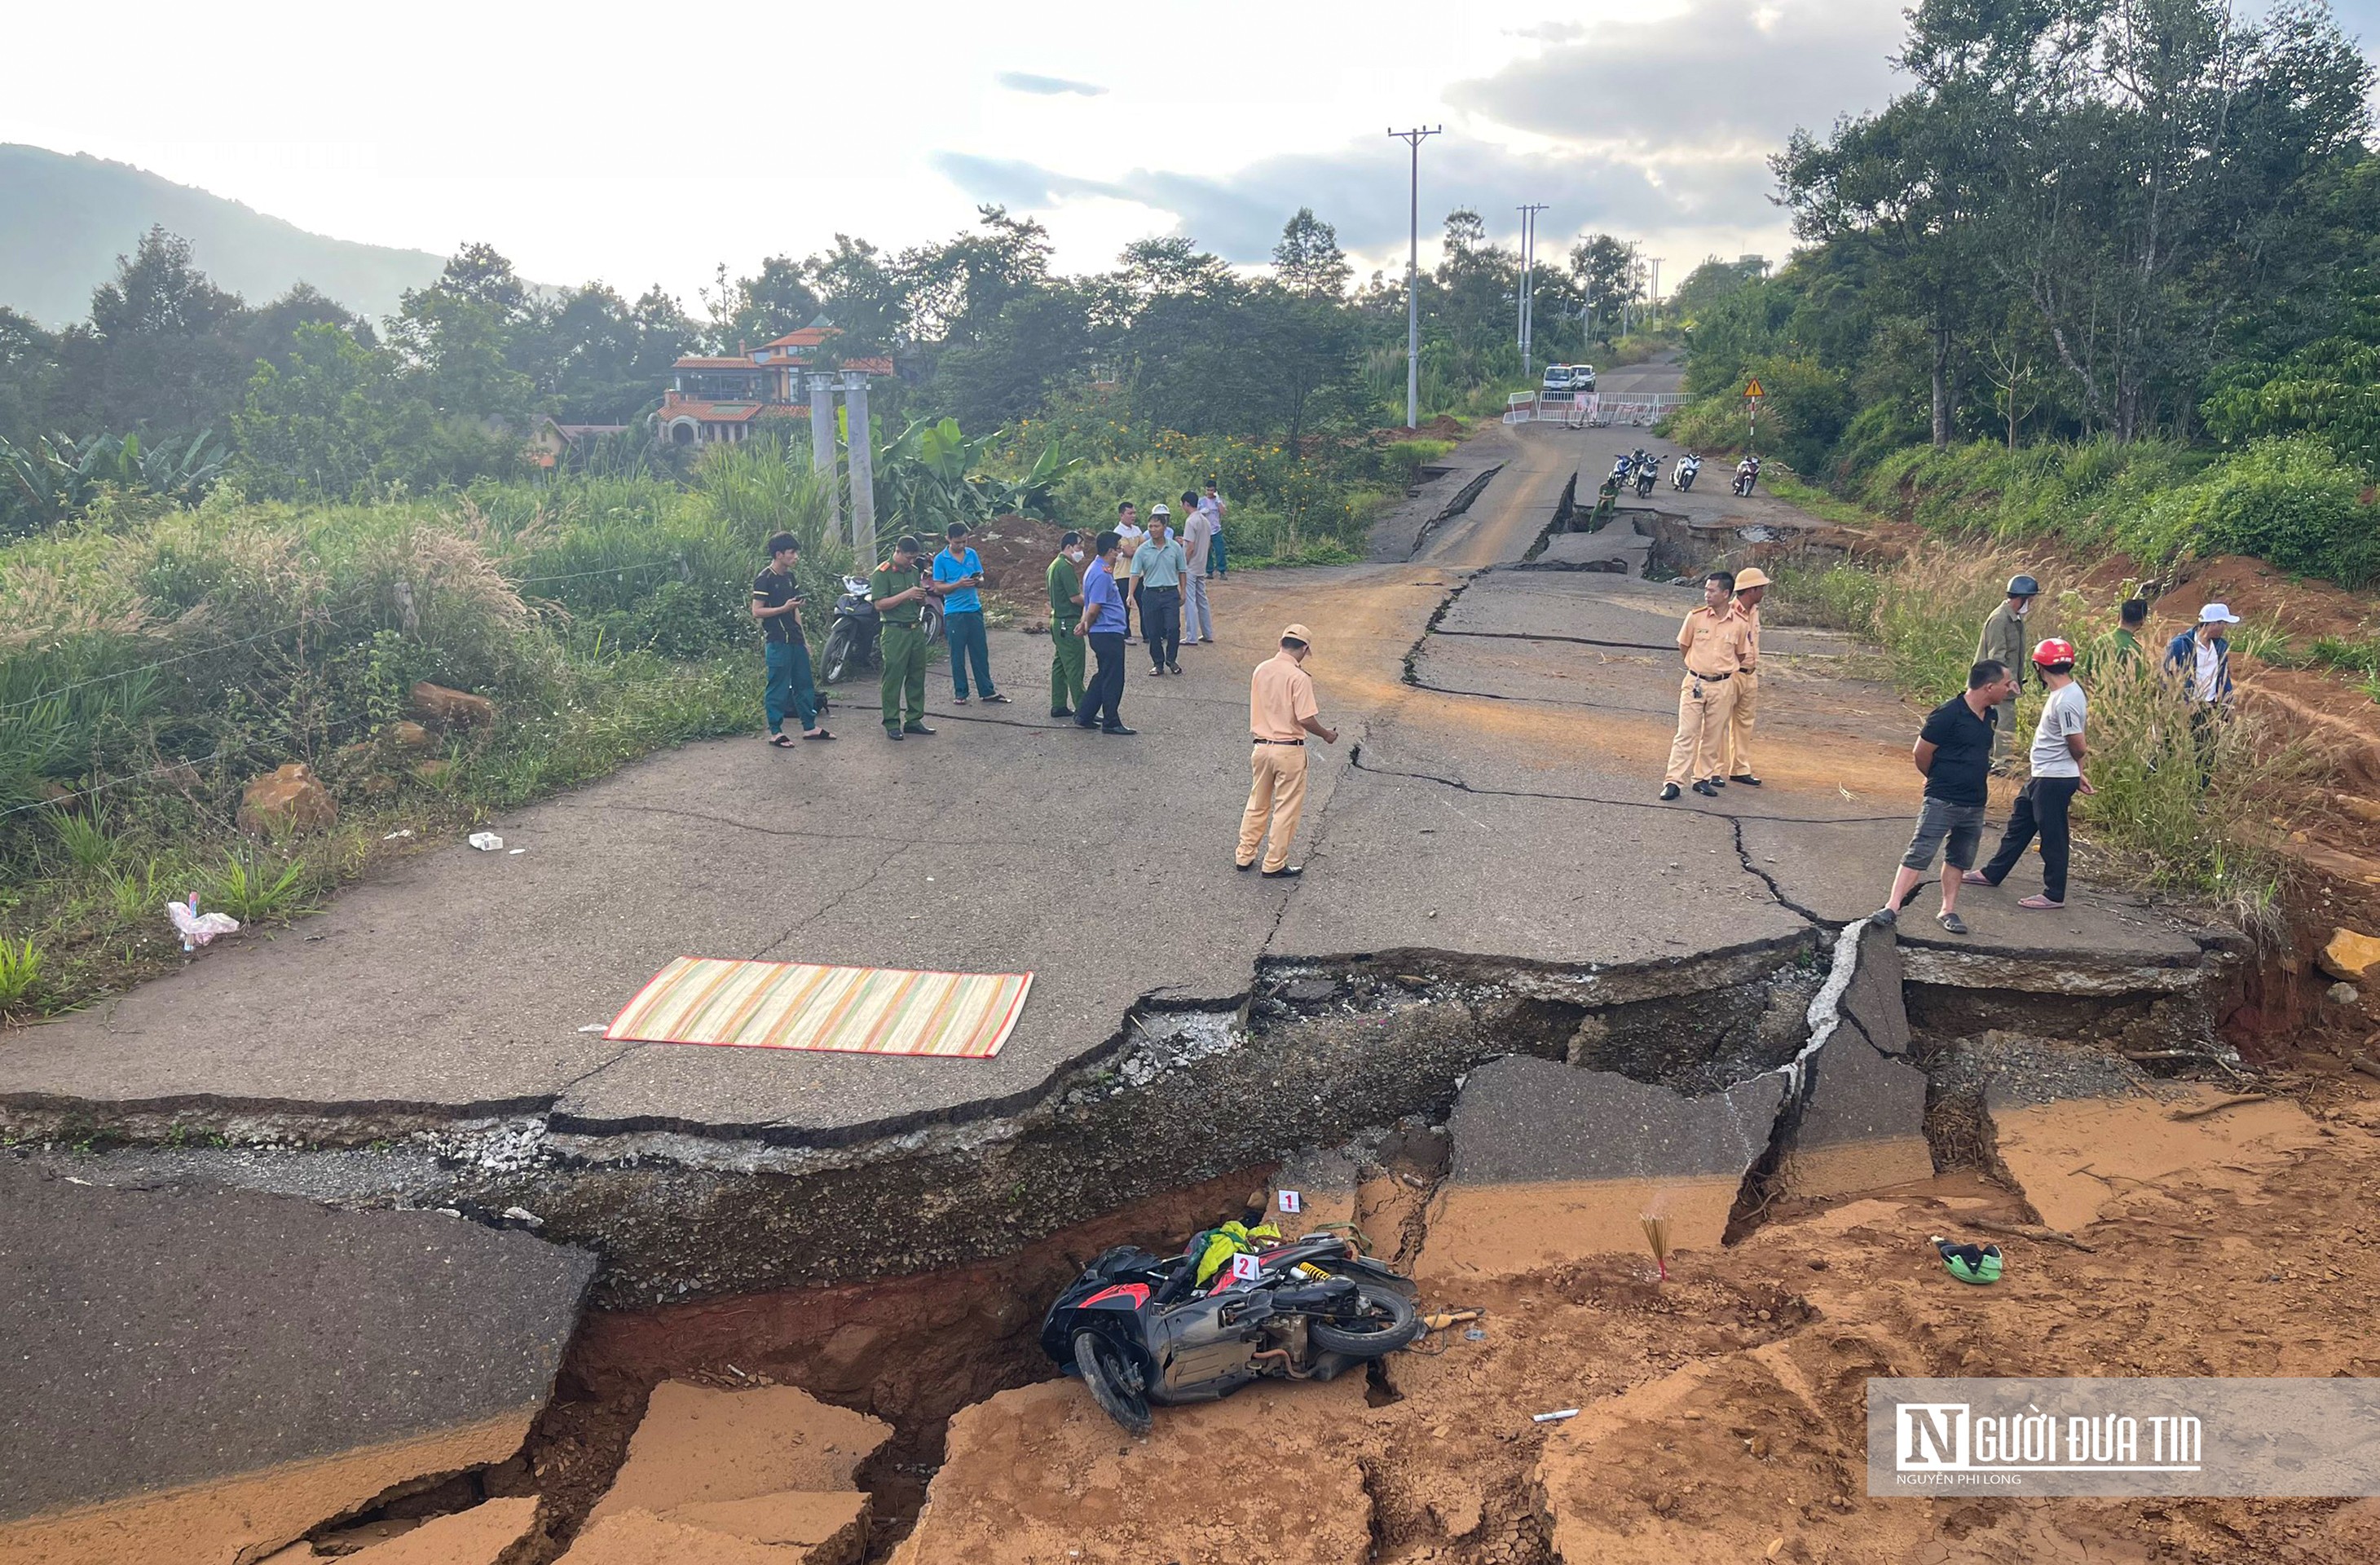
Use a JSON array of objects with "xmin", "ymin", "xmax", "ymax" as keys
[{"xmin": 1965, "ymin": 637, "xmax": 2091, "ymax": 909}]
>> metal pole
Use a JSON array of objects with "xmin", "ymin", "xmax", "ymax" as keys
[
  {"xmin": 840, "ymin": 370, "xmax": 875, "ymax": 558},
  {"xmin": 1646, "ymin": 257, "xmax": 1664, "ymax": 321},
  {"xmin": 807, "ymin": 372, "xmax": 842, "ymax": 546},
  {"xmin": 1389, "ymin": 126, "xmax": 1441, "ymax": 429},
  {"xmin": 1518, "ymin": 203, "xmax": 1549, "ymax": 376}
]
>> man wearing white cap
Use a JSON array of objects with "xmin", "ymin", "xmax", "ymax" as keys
[
  {"xmin": 2165, "ymin": 602, "xmax": 2237, "ymax": 787},
  {"xmin": 1237, "ymin": 624, "xmax": 1338, "ymax": 878},
  {"xmin": 1721, "ymin": 566, "xmax": 1770, "ymax": 787}
]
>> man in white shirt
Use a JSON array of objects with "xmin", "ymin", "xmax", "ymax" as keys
[
  {"xmin": 1965, "ymin": 637, "xmax": 2091, "ymax": 909},
  {"xmin": 1179, "ymin": 488, "xmax": 1217, "ymax": 645},
  {"xmin": 1113, "ymin": 500, "xmax": 1148, "ymax": 643}
]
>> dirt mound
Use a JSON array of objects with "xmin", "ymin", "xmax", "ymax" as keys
[
  {"xmin": 1373, "ymin": 415, "xmax": 1467, "ymax": 443},
  {"xmin": 962, "ymin": 515, "xmax": 1073, "ymax": 626}
]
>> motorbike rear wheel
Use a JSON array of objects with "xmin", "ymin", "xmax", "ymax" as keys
[
  {"xmin": 1307, "ymin": 1285, "xmax": 1423, "ymax": 1359},
  {"xmin": 822, "ymin": 622, "xmax": 859, "ymax": 685},
  {"xmin": 1073, "ymin": 1330, "xmax": 1153, "ymax": 1435}
]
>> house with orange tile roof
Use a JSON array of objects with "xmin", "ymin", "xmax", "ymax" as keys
[{"xmin": 650, "ymin": 319, "xmax": 893, "ymax": 446}]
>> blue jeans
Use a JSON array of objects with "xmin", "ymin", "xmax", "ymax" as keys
[
  {"xmin": 945, "ymin": 610, "xmax": 996, "ymax": 698},
  {"xmin": 765, "ymin": 640, "xmax": 818, "ymax": 733}
]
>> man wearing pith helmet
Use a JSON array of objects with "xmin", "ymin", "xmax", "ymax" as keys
[
  {"xmin": 1721, "ymin": 566, "xmax": 1772, "ymax": 787},
  {"xmin": 1236, "ymin": 624, "xmax": 1338, "ymax": 879},
  {"xmin": 1976, "ymin": 573, "xmax": 2040, "ymax": 773}
]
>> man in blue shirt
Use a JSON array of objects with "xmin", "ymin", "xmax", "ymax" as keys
[
  {"xmin": 1073, "ymin": 530, "xmax": 1135, "ymax": 734},
  {"xmin": 933, "ymin": 523, "xmax": 1008, "ymax": 705}
]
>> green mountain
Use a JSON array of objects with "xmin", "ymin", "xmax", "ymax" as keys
[{"xmin": 0, "ymin": 144, "xmax": 447, "ymax": 328}]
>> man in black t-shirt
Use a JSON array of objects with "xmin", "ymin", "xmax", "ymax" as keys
[
  {"xmin": 1870, "ymin": 659, "xmax": 2017, "ymax": 935},
  {"xmin": 751, "ymin": 531, "xmax": 832, "ymax": 745}
]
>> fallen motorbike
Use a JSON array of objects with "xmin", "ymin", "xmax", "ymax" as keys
[
  {"xmin": 1042, "ymin": 1225, "xmax": 1424, "ymax": 1435},
  {"xmin": 1732, "ymin": 455, "xmax": 1762, "ymax": 497},
  {"xmin": 1673, "ymin": 453, "xmax": 1701, "ymax": 492},
  {"xmin": 821, "ymin": 574, "xmax": 941, "ymax": 684}
]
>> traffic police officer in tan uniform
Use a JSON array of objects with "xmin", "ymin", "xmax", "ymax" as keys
[
  {"xmin": 1721, "ymin": 566, "xmax": 1770, "ymax": 787},
  {"xmin": 1662, "ymin": 570, "xmax": 1752, "ymax": 800}
]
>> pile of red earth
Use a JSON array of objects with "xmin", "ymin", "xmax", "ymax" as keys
[{"xmin": 962, "ymin": 515, "xmax": 1073, "ymax": 628}]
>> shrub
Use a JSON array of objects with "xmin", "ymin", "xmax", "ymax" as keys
[{"xmin": 2122, "ymin": 437, "xmax": 2380, "ymax": 585}]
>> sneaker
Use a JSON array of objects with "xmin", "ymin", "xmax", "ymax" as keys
[
  {"xmin": 1261, "ymin": 864, "xmax": 1303, "ymax": 878},
  {"xmin": 1937, "ymin": 911, "xmax": 1969, "ymax": 935},
  {"xmin": 1659, "ymin": 782, "xmax": 1681, "ymax": 801},
  {"xmin": 1868, "ymin": 907, "xmax": 1897, "ymax": 928}
]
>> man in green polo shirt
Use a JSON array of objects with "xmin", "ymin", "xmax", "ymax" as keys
[
  {"xmin": 870, "ymin": 535, "xmax": 937, "ymax": 739},
  {"xmin": 1047, "ymin": 529, "xmax": 1087, "ymax": 719}
]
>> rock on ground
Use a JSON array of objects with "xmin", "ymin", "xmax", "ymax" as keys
[{"xmin": 236, "ymin": 761, "xmax": 337, "ymax": 835}]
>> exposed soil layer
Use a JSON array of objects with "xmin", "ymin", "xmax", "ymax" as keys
[
  {"xmin": 880, "ymin": 1075, "xmax": 2380, "ymax": 1564},
  {"xmin": 509, "ymin": 1168, "xmax": 1269, "ymax": 1563}
]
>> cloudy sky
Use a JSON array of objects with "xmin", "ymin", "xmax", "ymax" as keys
[{"xmin": 7, "ymin": 0, "xmax": 2375, "ymax": 302}]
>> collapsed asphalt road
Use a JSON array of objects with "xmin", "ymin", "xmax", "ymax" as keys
[{"xmin": 0, "ymin": 414, "xmax": 2237, "ymax": 1563}]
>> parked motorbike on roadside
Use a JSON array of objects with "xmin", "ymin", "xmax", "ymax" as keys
[
  {"xmin": 1042, "ymin": 1220, "xmax": 1424, "ymax": 1435},
  {"xmin": 1732, "ymin": 455, "xmax": 1762, "ymax": 497},
  {"xmin": 821, "ymin": 574, "xmax": 943, "ymax": 684},
  {"xmin": 1633, "ymin": 458, "xmax": 1659, "ymax": 499},
  {"xmin": 1608, "ymin": 452, "xmax": 1634, "ymax": 487},
  {"xmin": 1673, "ymin": 453, "xmax": 1701, "ymax": 492}
]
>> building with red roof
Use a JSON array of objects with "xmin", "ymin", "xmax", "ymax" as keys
[{"xmin": 650, "ymin": 318, "xmax": 893, "ymax": 446}]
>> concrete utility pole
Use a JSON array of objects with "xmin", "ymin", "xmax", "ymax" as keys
[
  {"xmin": 807, "ymin": 373, "xmax": 842, "ymax": 544},
  {"xmin": 1388, "ymin": 125, "xmax": 1442, "ymax": 430},
  {"xmin": 1646, "ymin": 257, "xmax": 1664, "ymax": 320},
  {"xmin": 840, "ymin": 370, "xmax": 875, "ymax": 558},
  {"xmin": 1516, "ymin": 203, "xmax": 1548, "ymax": 375}
]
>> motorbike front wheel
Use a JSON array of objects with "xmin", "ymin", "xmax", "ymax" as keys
[
  {"xmin": 1307, "ymin": 1285, "xmax": 1423, "ymax": 1359},
  {"xmin": 822, "ymin": 622, "xmax": 860, "ymax": 685},
  {"xmin": 1073, "ymin": 1330, "xmax": 1153, "ymax": 1435}
]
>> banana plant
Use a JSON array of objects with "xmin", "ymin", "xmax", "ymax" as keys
[
  {"xmin": 874, "ymin": 416, "xmax": 1078, "ymax": 540},
  {"xmin": 0, "ymin": 429, "xmax": 227, "ymax": 536}
]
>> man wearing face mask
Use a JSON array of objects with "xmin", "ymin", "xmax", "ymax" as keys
[
  {"xmin": 1047, "ymin": 530, "xmax": 1088, "ymax": 719},
  {"xmin": 1976, "ymin": 575, "xmax": 2039, "ymax": 774}
]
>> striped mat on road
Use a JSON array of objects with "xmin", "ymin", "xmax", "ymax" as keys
[{"xmin": 606, "ymin": 957, "xmax": 1034, "ymax": 1058}]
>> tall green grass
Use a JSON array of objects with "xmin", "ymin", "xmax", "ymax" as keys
[
  {"xmin": 1766, "ymin": 543, "xmax": 2299, "ymax": 926},
  {"xmin": 0, "ymin": 439, "xmax": 835, "ymax": 1013}
]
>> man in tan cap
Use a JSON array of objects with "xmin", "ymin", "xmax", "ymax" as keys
[
  {"xmin": 1238, "ymin": 624, "xmax": 1338, "ymax": 878},
  {"xmin": 1661, "ymin": 571, "xmax": 1752, "ymax": 801},
  {"xmin": 1721, "ymin": 566, "xmax": 1770, "ymax": 787}
]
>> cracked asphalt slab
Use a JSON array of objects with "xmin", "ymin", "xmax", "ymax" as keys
[{"xmin": 0, "ymin": 420, "xmax": 2206, "ymax": 1146}]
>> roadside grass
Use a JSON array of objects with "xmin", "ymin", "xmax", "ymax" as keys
[
  {"xmin": 1766, "ymin": 542, "xmax": 2301, "ymax": 929},
  {"xmin": 1761, "ymin": 470, "xmax": 1876, "ymax": 530}
]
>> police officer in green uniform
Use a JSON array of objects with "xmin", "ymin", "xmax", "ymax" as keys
[
  {"xmin": 871, "ymin": 535, "xmax": 937, "ymax": 739},
  {"xmin": 1047, "ymin": 530, "xmax": 1086, "ymax": 718}
]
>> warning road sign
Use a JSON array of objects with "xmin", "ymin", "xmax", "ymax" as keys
[{"xmin": 1743, "ymin": 378, "xmax": 1765, "ymax": 399}]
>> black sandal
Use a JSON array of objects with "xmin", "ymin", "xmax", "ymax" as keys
[
  {"xmin": 769, "ymin": 734, "xmax": 796, "ymax": 747},
  {"xmin": 802, "ymin": 729, "xmax": 835, "ymax": 741}
]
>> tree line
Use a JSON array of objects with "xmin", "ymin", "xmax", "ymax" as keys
[
  {"xmin": 1675, "ymin": 0, "xmax": 2377, "ymax": 474},
  {"xmin": 1, "ymin": 200, "xmax": 1661, "ymax": 527}
]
